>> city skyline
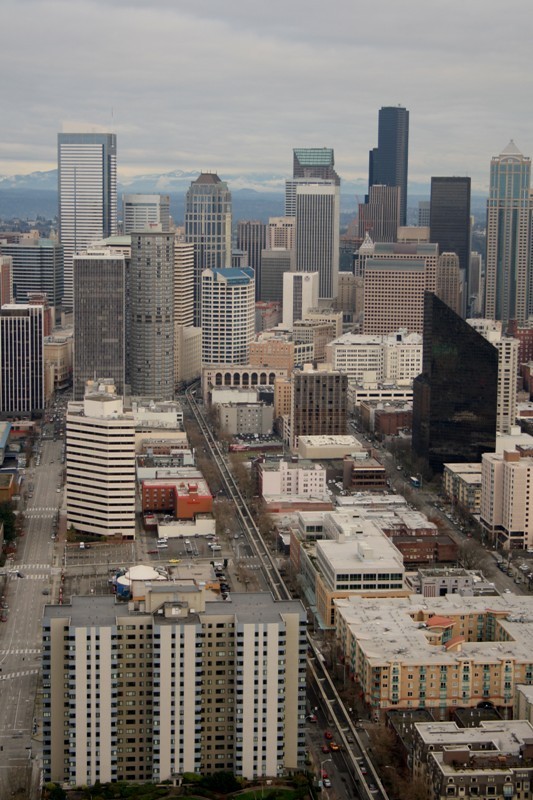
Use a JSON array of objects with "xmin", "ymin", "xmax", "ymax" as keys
[{"xmin": 1, "ymin": 0, "xmax": 532, "ymax": 191}]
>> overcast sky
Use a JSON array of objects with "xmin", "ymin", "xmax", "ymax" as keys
[{"xmin": 2, "ymin": 0, "xmax": 532, "ymax": 191}]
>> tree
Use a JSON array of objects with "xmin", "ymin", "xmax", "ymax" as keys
[
  {"xmin": 458, "ymin": 540, "xmax": 490, "ymax": 571},
  {"xmin": 0, "ymin": 502, "xmax": 16, "ymax": 541}
]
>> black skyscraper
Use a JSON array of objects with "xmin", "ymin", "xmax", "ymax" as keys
[
  {"xmin": 412, "ymin": 293, "xmax": 497, "ymax": 474},
  {"xmin": 369, "ymin": 106, "xmax": 409, "ymax": 226},
  {"xmin": 430, "ymin": 177, "xmax": 471, "ymax": 310}
]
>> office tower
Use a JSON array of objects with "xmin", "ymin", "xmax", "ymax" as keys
[
  {"xmin": 174, "ymin": 241, "xmax": 201, "ymax": 387},
  {"xmin": 201, "ymin": 267, "xmax": 255, "ymax": 365},
  {"xmin": 429, "ymin": 177, "xmax": 471, "ymax": 280},
  {"xmin": 129, "ymin": 230, "xmax": 174, "ymax": 398},
  {"xmin": 58, "ymin": 132, "xmax": 117, "ymax": 310},
  {"xmin": 0, "ymin": 237, "xmax": 63, "ymax": 308},
  {"xmin": 42, "ymin": 590, "xmax": 306, "ymax": 784},
  {"xmin": 66, "ymin": 386, "xmax": 136, "ymax": 538},
  {"xmin": 469, "ymin": 251, "xmax": 484, "ymax": 316},
  {"xmin": 123, "ymin": 193, "xmax": 170, "ymax": 233},
  {"xmin": 0, "ymin": 304, "xmax": 44, "ymax": 415},
  {"xmin": 266, "ymin": 217, "xmax": 295, "ymax": 250},
  {"xmin": 291, "ymin": 365, "xmax": 348, "ymax": 448},
  {"xmin": 282, "ymin": 271, "xmax": 319, "ymax": 328},
  {"xmin": 485, "ymin": 142, "xmax": 532, "ymax": 327},
  {"xmin": 184, "ymin": 173, "xmax": 232, "ymax": 325},
  {"xmin": 369, "ymin": 105, "xmax": 409, "ymax": 226},
  {"xmin": 357, "ymin": 184, "xmax": 400, "ymax": 242},
  {"xmin": 236, "ymin": 220, "xmax": 266, "ymax": 299},
  {"xmin": 363, "ymin": 258, "xmax": 426, "ymax": 335},
  {"xmin": 231, "ymin": 249, "xmax": 249, "ymax": 268},
  {"xmin": 0, "ymin": 256, "xmax": 13, "ymax": 305},
  {"xmin": 293, "ymin": 147, "xmax": 340, "ymax": 184},
  {"xmin": 436, "ymin": 252, "xmax": 462, "ymax": 316},
  {"xmin": 295, "ymin": 181, "xmax": 340, "ymax": 299},
  {"xmin": 260, "ymin": 249, "xmax": 292, "ymax": 302},
  {"xmin": 412, "ymin": 293, "xmax": 498, "ymax": 473},
  {"xmin": 418, "ymin": 200, "xmax": 430, "ymax": 227},
  {"xmin": 73, "ymin": 248, "xmax": 126, "ymax": 400}
]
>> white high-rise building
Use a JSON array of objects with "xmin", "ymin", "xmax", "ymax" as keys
[
  {"xmin": 467, "ymin": 319, "xmax": 519, "ymax": 435},
  {"xmin": 122, "ymin": 193, "xmax": 170, "ymax": 233},
  {"xmin": 201, "ymin": 267, "xmax": 255, "ymax": 365},
  {"xmin": 481, "ymin": 446, "xmax": 533, "ymax": 550},
  {"xmin": 173, "ymin": 240, "xmax": 201, "ymax": 387},
  {"xmin": 282, "ymin": 271, "xmax": 319, "ymax": 329},
  {"xmin": 58, "ymin": 132, "xmax": 117, "ymax": 310},
  {"xmin": 42, "ymin": 590, "xmax": 306, "ymax": 785},
  {"xmin": 294, "ymin": 181, "xmax": 340, "ymax": 300},
  {"xmin": 66, "ymin": 385, "xmax": 136, "ymax": 538}
]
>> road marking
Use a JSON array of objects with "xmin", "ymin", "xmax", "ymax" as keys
[
  {"xmin": 0, "ymin": 670, "xmax": 40, "ymax": 681},
  {"xmin": 0, "ymin": 649, "xmax": 40, "ymax": 656}
]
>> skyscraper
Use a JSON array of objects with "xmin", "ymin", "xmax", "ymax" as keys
[
  {"xmin": 184, "ymin": 173, "xmax": 232, "ymax": 326},
  {"xmin": 236, "ymin": 220, "xmax": 266, "ymax": 299},
  {"xmin": 0, "ymin": 237, "xmax": 63, "ymax": 308},
  {"xmin": 0, "ymin": 256, "xmax": 13, "ymax": 306},
  {"xmin": 412, "ymin": 293, "xmax": 498, "ymax": 473},
  {"xmin": 485, "ymin": 141, "xmax": 532, "ymax": 327},
  {"xmin": 369, "ymin": 106, "xmax": 409, "ymax": 226},
  {"xmin": 295, "ymin": 181, "xmax": 340, "ymax": 299},
  {"xmin": 291, "ymin": 365, "xmax": 348, "ymax": 448},
  {"xmin": 430, "ymin": 177, "xmax": 471, "ymax": 312},
  {"xmin": 201, "ymin": 267, "xmax": 255, "ymax": 365},
  {"xmin": 73, "ymin": 248, "xmax": 126, "ymax": 400},
  {"xmin": 129, "ymin": 230, "xmax": 174, "ymax": 398},
  {"xmin": 122, "ymin": 193, "xmax": 170, "ymax": 233},
  {"xmin": 357, "ymin": 184, "xmax": 400, "ymax": 242},
  {"xmin": 58, "ymin": 132, "xmax": 117, "ymax": 310},
  {"xmin": 292, "ymin": 147, "xmax": 340, "ymax": 184},
  {"xmin": 0, "ymin": 304, "xmax": 44, "ymax": 415}
]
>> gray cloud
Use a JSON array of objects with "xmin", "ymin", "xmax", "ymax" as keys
[{"xmin": 2, "ymin": 0, "xmax": 532, "ymax": 191}]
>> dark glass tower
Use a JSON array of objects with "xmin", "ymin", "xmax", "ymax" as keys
[
  {"xmin": 369, "ymin": 106, "xmax": 409, "ymax": 226},
  {"xmin": 430, "ymin": 177, "xmax": 471, "ymax": 310},
  {"xmin": 412, "ymin": 292, "xmax": 498, "ymax": 474}
]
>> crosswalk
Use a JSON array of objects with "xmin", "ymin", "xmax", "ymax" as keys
[
  {"xmin": 0, "ymin": 649, "xmax": 40, "ymax": 656},
  {"xmin": 10, "ymin": 564, "xmax": 50, "ymax": 571},
  {"xmin": 0, "ymin": 669, "xmax": 40, "ymax": 682},
  {"xmin": 25, "ymin": 507, "xmax": 58, "ymax": 517}
]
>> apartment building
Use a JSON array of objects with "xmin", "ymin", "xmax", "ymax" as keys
[
  {"xmin": 258, "ymin": 458, "xmax": 327, "ymax": 499},
  {"xmin": 335, "ymin": 594, "xmax": 533, "ymax": 720},
  {"xmin": 480, "ymin": 445, "xmax": 533, "ymax": 550},
  {"xmin": 442, "ymin": 463, "xmax": 482, "ymax": 515},
  {"xmin": 42, "ymin": 589, "xmax": 306, "ymax": 785}
]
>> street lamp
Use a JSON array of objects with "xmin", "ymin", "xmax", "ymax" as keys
[{"xmin": 320, "ymin": 757, "xmax": 332, "ymax": 774}]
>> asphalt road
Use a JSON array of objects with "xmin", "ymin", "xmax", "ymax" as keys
[{"xmin": 0, "ymin": 436, "xmax": 64, "ymax": 798}]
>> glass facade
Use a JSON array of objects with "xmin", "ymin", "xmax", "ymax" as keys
[{"xmin": 412, "ymin": 293, "xmax": 498, "ymax": 473}]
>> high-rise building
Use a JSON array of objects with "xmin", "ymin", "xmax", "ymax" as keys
[
  {"xmin": 184, "ymin": 173, "xmax": 232, "ymax": 325},
  {"xmin": 0, "ymin": 256, "xmax": 13, "ymax": 306},
  {"xmin": 129, "ymin": 230, "xmax": 175, "ymax": 398},
  {"xmin": 436, "ymin": 252, "xmax": 462, "ymax": 316},
  {"xmin": 260, "ymin": 249, "xmax": 292, "ymax": 302},
  {"xmin": 0, "ymin": 236, "xmax": 63, "ymax": 309},
  {"xmin": 236, "ymin": 220, "xmax": 266, "ymax": 300},
  {"xmin": 58, "ymin": 132, "xmax": 117, "ymax": 310},
  {"xmin": 466, "ymin": 318, "xmax": 519, "ymax": 436},
  {"xmin": 429, "ymin": 177, "xmax": 471, "ymax": 296},
  {"xmin": 73, "ymin": 248, "xmax": 126, "ymax": 400},
  {"xmin": 122, "ymin": 193, "xmax": 170, "ymax": 233},
  {"xmin": 418, "ymin": 200, "xmax": 430, "ymax": 227},
  {"xmin": 369, "ymin": 106, "xmax": 409, "ymax": 226},
  {"xmin": 282, "ymin": 271, "xmax": 319, "ymax": 329},
  {"xmin": 42, "ymin": 590, "xmax": 306, "ymax": 784},
  {"xmin": 291, "ymin": 364, "xmax": 348, "ymax": 448},
  {"xmin": 363, "ymin": 258, "xmax": 427, "ymax": 335},
  {"xmin": 66, "ymin": 386, "xmax": 136, "ymax": 538},
  {"xmin": 295, "ymin": 181, "xmax": 340, "ymax": 299},
  {"xmin": 292, "ymin": 147, "xmax": 340, "ymax": 184},
  {"xmin": 357, "ymin": 184, "xmax": 400, "ymax": 242},
  {"xmin": 412, "ymin": 293, "xmax": 498, "ymax": 473},
  {"xmin": 481, "ymin": 446, "xmax": 533, "ymax": 550},
  {"xmin": 485, "ymin": 141, "xmax": 532, "ymax": 327},
  {"xmin": 0, "ymin": 304, "xmax": 44, "ymax": 415},
  {"xmin": 173, "ymin": 241, "xmax": 201, "ymax": 388},
  {"xmin": 266, "ymin": 217, "xmax": 295, "ymax": 250},
  {"xmin": 201, "ymin": 267, "xmax": 255, "ymax": 366}
]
